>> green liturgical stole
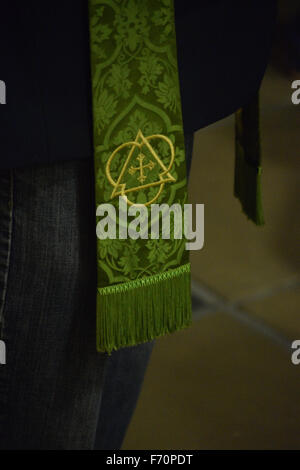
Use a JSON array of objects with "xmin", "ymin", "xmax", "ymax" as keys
[
  {"xmin": 88, "ymin": 0, "xmax": 192, "ymax": 353},
  {"xmin": 88, "ymin": 0, "xmax": 264, "ymax": 353}
]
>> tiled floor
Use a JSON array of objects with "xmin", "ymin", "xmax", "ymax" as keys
[{"xmin": 122, "ymin": 66, "xmax": 300, "ymax": 449}]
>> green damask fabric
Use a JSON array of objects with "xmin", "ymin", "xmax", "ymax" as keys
[{"xmin": 88, "ymin": 0, "xmax": 192, "ymax": 353}]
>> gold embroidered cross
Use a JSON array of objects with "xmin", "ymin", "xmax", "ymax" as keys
[{"xmin": 128, "ymin": 153, "xmax": 156, "ymax": 183}]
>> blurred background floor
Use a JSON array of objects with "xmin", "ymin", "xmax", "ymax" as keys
[{"xmin": 122, "ymin": 62, "xmax": 300, "ymax": 449}]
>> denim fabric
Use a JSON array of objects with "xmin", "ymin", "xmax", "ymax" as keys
[
  {"xmin": 0, "ymin": 133, "xmax": 194, "ymax": 450},
  {"xmin": 0, "ymin": 159, "xmax": 107, "ymax": 449},
  {"xmin": 95, "ymin": 341, "xmax": 155, "ymax": 450}
]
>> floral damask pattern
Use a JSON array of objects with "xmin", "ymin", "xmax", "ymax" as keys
[
  {"xmin": 89, "ymin": 0, "xmax": 189, "ymax": 286},
  {"xmin": 114, "ymin": 0, "xmax": 150, "ymax": 52}
]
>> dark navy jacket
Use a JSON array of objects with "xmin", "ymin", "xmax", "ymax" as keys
[{"xmin": 0, "ymin": 0, "xmax": 277, "ymax": 169}]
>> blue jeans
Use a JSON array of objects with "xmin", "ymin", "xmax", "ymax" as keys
[
  {"xmin": 0, "ymin": 134, "xmax": 193, "ymax": 450},
  {"xmin": 0, "ymin": 159, "xmax": 154, "ymax": 449}
]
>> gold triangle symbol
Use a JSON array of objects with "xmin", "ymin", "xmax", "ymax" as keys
[{"xmin": 105, "ymin": 130, "xmax": 176, "ymax": 205}]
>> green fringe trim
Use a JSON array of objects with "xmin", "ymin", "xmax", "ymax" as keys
[
  {"xmin": 234, "ymin": 91, "xmax": 265, "ymax": 226},
  {"xmin": 97, "ymin": 263, "xmax": 192, "ymax": 354}
]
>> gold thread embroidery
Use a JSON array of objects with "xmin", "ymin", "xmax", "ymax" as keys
[
  {"xmin": 128, "ymin": 153, "xmax": 156, "ymax": 183},
  {"xmin": 105, "ymin": 130, "xmax": 176, "ymax": 206}
]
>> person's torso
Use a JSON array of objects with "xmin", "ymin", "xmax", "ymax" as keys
[{"xmin": 0, "ymin": 0, "xmax": 277, "ymax": 169}]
